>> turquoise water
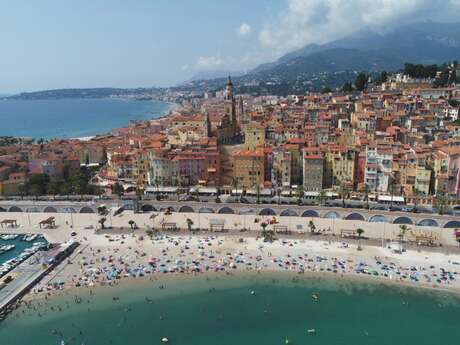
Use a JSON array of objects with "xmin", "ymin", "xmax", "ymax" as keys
[
  {"xmin": 0, "ymin": 235, "xmax": 47, "ymax": 264},
  {"xmin": 0, "ymin": 98, "xmax": 172, "ymax": 139},
  {"xmin": 1, "ymin": 274, "xmax": 459, "ymax": 345}
]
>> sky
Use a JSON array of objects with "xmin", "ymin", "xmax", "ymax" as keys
[{"xmin": 1, "ymin": 0, "xmax": 460, "ymax": 93}]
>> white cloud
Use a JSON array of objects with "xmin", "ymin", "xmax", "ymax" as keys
[
  {"xmin": 259, "ymin": 0, "xmax": 460, "ymax": 56},
  {"xmin": 196, "ymin": 55, "xmax": 224, "ymax": 69},
  {"xmin": 181, "ymin": 64, "xmax": 190, "ymax": 71},
  {"xmin": 237, "ymin": 23, "xmax": 252, "ymax": 37}
]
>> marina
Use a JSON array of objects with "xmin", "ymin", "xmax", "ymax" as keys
[{"xmin": 0, "ymin": 239, "xmax": 78, "ymax": 320}]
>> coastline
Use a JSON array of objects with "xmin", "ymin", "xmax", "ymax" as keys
[
  {"xmin": 19, "ymin": 230, "xmax": 460, "ymax": 308},
  {"xmin": 0, "ymin": 97, "xmax": 174, "ymax": 140},
  {"xmin": 25, "ymin": 260, "xmax": 460, "ymax": 306}
]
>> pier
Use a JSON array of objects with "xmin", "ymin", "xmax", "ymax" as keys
[{"xmin": 0, "ymin": 240, "xmax": 79, "ymax": 320}]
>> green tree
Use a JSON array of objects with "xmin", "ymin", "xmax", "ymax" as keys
[
  {"xmin": 434, "ymin": 193, "xmax": 449, "ymax": 215},
  {"xmin": 363, "ymin": 184, "xmax": 370, "ymax": 209},
  {"xmin": 128, "ymin": 220, "xmax": 136, "ymax": 230},
  {"xmin": 17, "ymin": 184, "xmax": 28, "ymax": 199},
  {"xmin": 46, "ymin": 181, "xmax": 61, "ymax": 199},
  {"xmin": 69, "ymin": 172, "xmax": 88, "ymax": 198},
  {"xmin": 112, "ymin": 182, "xmax": 124, "ymax": 196},
  {"xmin": 231, "ymin": 177, "xmax": 239, "ymax": 203},
  {"xmin": 356, "ymin": 228, "xmax": 364, "ymax": 251},
  {"xmin": 342, "ymin": 82, "xmax": 353, "ymax": 93},
  {"xmin": 376, "ymin": 71, "xmax": 388, "ymax": 84},
  {"xmin": 321, "ymin": 86, "xmax": 332, "ymax": 94},
  {"xmin": 398, "ymin": 225, "xmax": 410, "ymax": 248},
  {"xmin": 98, "ymin": 217, "xmax": 107, "ymax": 230},
  {"xmin": 317, "ymin": 190, "xmax": 327, "ymax": 206},
  {"xmin": 297, "ymin": 185, "xmax": 304, "ymax": 205},
  {"xmin": 186, "ymin": 218, "xmax": 194, "ymax": 232},
  {"xmin": 354, "ymin": 73, "xmax": 368, "ymax": 91},
  {"xmin": 28, "ymin": 173, "xmax": 50, "ymax": 195},
  {"xmin": 59, "ymin": 182, "xmax": 72, "ymax": 196},
  {"xmin": 308, "ymin": 220, "xmax": 316, "ymax": 234}
]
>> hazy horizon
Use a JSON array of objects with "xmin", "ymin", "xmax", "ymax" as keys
[{"xmin": 2, "ymin": 0, "xmax": 460, "ymax": 94}]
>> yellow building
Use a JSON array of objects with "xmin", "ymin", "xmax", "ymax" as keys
[
  {"xmin": 415, "ymin": 165, "xmax": 431, "ymax": 195},
  {"xmin": 0, "ymin": 173, "xmax": 26, "ymax": 196},
  {"xmin": 244, "ymin": 123, "xmax": 265, "ymax": 151},
  {"xmin": 233, "ymin": 150, "xmax": 265, "ymax": 189},
  {"xmin": 324, "ymin": 147, "xmax": 357, "ymax": 189}
]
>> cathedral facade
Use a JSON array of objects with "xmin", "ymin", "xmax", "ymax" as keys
[{"xmin": 217, "ymin": 76, "xmax": 239, "ymax": 144}]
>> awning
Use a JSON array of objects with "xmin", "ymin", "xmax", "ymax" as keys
[
  {"xmin": 145, "ymin": 186, "xmax": 178, "ymax": 193},
  {"xmin": 378, "ymin": 195, "xmax": 405, "ymax": 202},
  {"xmin": 198, "ymin": 187, "xmax": 218, "ymax": 194}
]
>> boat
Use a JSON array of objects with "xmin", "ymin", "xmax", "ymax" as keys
[
  {"xmin": 307, "ymin": 329, "xmax": 316, "ymax": 334},
  {"xmin": 23, "ymin": 234, "xmax": 39, "ymax": 242},
  {"xmin": 0, "ymin": 244, "xmax": 15, "ymax": 254},
  {"xmin": 161, "ymin": 337, "xmax": 169, "ymax": 343}
]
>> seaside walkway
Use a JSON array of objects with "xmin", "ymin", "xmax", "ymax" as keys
[
  {"xmin": 0, "ymin": 252, "xmax": 46, "ymax": 314},
  {"xmin": 0, "ymin": 242, "xmax": 79, "ymax": 319}
]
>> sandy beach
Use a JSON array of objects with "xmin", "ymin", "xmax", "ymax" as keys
[
  {"xmin": 0, "ymin": 209, "xmax": 459, "ymax": 302},
  {"xmin": 28, "ymin": 229, "xmax": 460, "ymax": 299}
]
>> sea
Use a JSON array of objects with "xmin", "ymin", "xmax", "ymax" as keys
[
  {"xmin": 0, "ymin": 98, "xmax": 173, "ymax": 139},
  {"xmin": 0, "ymin": 235, "xmax": 47, "ymax": 264},
  {"xmin": 0, "ymin": 273, "xmax": 459, "ymax": 345}
]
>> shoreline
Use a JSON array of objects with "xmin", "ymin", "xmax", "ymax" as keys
[
  {"xmin": 0, "ymin": 97, "xmax": 176, "ymax": 140},
  {"xmin": 19, "ymin": 231, "xmax": 460, "ymax": 307},
  {"xmin": 25, "ymin": 266, "xmax": 460, "ymax": 305}
]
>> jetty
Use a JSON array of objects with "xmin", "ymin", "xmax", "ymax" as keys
[{"xmin": 0, "ymin": 240, "xmax": 79, "ymax": 320}]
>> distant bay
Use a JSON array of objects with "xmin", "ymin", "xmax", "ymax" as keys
[{"xmin": 0, "ymin": 98, "xmax": 173, "ymax": 139}]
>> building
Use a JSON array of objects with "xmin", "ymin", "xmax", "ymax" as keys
[
  {"xmin": 217, "ymin": 76, "xmax": 239, "ymax": 144},
  {"xmin": 303, "ymin": 154, "xmax": 324, "ymax": 191},
  {"xmin": 0, "ymin": 172, "xmax": 26, "ymax": 196},
  {"xmin": 233, "ymin": 149, "xmax": 264, "ymax": 189},
  {"xmin": 148, "ymin": 155, "xmax": 179, "ymax": 187},
  {"xmin": 244, "ymin": 122, "xmax": 265, "ymax": 151}
]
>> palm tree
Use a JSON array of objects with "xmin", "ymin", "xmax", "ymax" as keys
[
  {"xmin": 363, "ymin": 184, "xmax": 370, "ymax": 209},
  {"xmin": 128, "ymin": 220, "xmax": 136, "ymax": 230},
  {"xmin": 434, "ymin": 193, "xmax": 448, "ymax": 215},
  {"xmin": 388, "ymin": 175, "xmax": 396, "ymax": 210},
  {"xmin": 186, "ymin": 218, "xmax": 194, "ymax": 232},
  {"xmin": 308, "ymin": 220, "xmax": 316, "ymax": 234},
  {"xmin": 398, "ymin": 224, "xmax": 410, "ymax": 250},
  {"xmin": 340, "ymin": 182, "xmax": 349, "ymax": 208},
  {"xmin": 260, "ymin": 222, "xmax": 274, "ymax": 242},
  {"xmin": 231, "ymin": 177, "xmax": 239, "ymax": 203},
  {"xmin": 98, "ymin": 217, "xmax": 107, "ymax": 230},
  {"xmin": 356, "ymin": 228, "xmax": 364, "ymax": 251},
  {"xmin": 317, "ymin": 190, "xmax": 327, "ymax": 206},
  {"xmin": 297, "ymin": 185, "xmax": 304, "ymax": 205}
]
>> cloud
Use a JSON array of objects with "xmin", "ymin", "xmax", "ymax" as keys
[
  {"xmin": 237, "ymin": 23, "xmax": 252, "ymax": 37},
  {"xmin": 196, "ymin": 55, "xmax": 224, "ymax": 69},
  {"xmin": 259, "ymin": 0, "xmax": 460, "ymax": 56}
]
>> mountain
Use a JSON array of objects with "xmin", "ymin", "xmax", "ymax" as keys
[
  {"xmin": 190, "ymin": 70, "xmax": 246, "ymax": 82},
  {"xmin": 250, "ymin": 21, "xmax": 460, "ymax": 80}
]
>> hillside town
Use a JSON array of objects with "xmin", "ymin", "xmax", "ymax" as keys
[{"xmin": 1, "ymin": 68, "xmax": 460, "ymax": 212}]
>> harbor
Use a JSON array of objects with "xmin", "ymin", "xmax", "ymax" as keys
[{"xmin": 0, "ymin": 239, "xmax": 78, "ymax": 320}]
